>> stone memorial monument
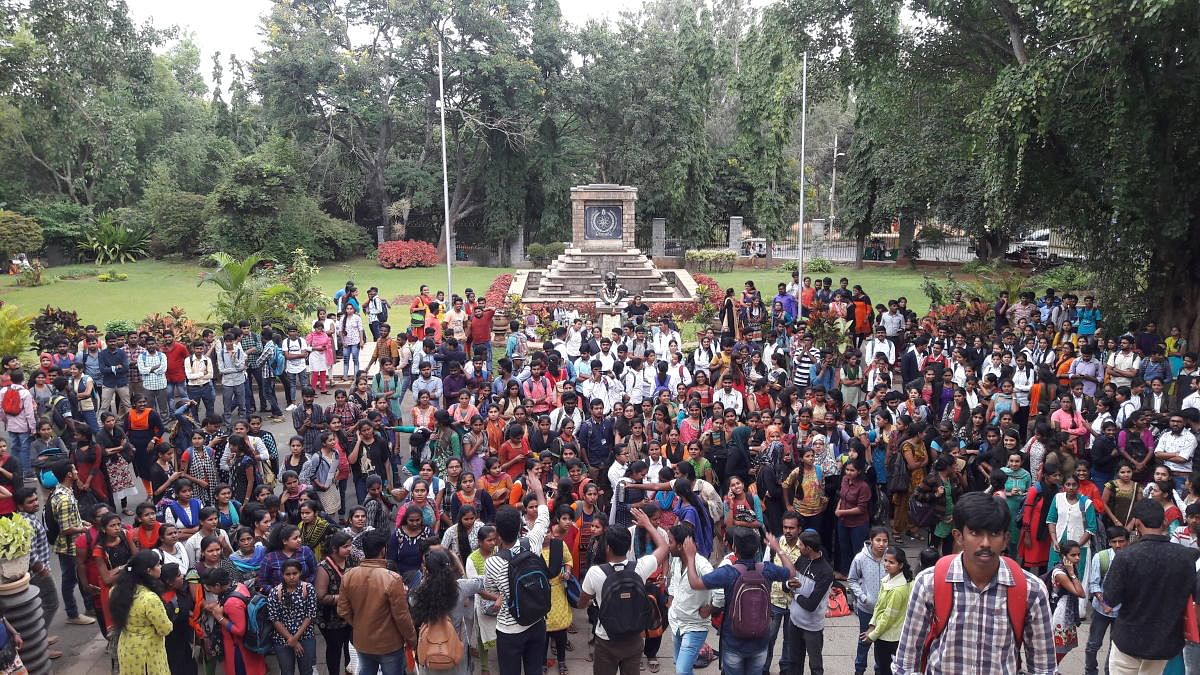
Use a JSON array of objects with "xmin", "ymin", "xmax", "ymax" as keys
[{"xmin": 509, "ymin": 184, "xmax": 698, "ymax": 325}]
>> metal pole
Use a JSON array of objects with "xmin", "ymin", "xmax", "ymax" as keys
[
  {"xmin": 437, "ymin": 29, "xmax": 453, "ymax": 298},
  {"xmin": 829, "ymin": 133, "xmax": 838, "ymax": 235},
  {"xmin": 795, "ymin": 52, "xmax": 808, "ymax": 312}
]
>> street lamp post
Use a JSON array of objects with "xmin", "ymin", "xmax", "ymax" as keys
[
  {"xmin": 437, "ymin": 26, "xmax": 454, "ymax": 298},
  {"xmin": 795, "ymin": 51, "xmax": 807, "ymax": 313}
]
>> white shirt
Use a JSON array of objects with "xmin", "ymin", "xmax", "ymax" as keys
[
  {"xmin": 1107, "ymin": 351, "xmax": 1141, "ymax": 387},
  {"xmin": 1157, "ymin": 430, "xmax": 1197, "ymax": 474},
  {"xmin": 652, "ymin": 331, "xmax": 680, "ymax": 356},
  {"xmin": 667, "ymin": 555, "xmax": 713, "ymax": 634},
  {"xmin": 1184, "ymin": 392, "xmax": 1200, "ymax": 411},
  {"xmin": 862, "ymin": 338, "xmax": 896, "ymax": 365},
  {"xmin": 713, "ymin": 387, "xmax": 744, "ymax": 416},
  {"xmin": 1012, "ymin": 367, "xmax": 1035, "ymax": 407},
  {"xmin": 283, "ymin": 338, "xmax": 311, "ymax": 374},
  {"xmin": 594, "ymin": 350, "xmax": 617, "ymax": 373},
  {"xmin": 581, "ymin": 554, "xmax": 659, "ymax": 641}
]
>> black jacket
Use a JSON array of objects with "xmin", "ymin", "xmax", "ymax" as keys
[{"xmin": 1104, "ymin": 534, "xmax": 1200, "ymax": 659}]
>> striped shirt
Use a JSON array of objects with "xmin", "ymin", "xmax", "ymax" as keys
[
  {"xmin": 892, "ymin": 554, "xmax": 1055, "ymax": 675},
  {"xmin": 22, "ymin": 511, "xmax": 50, "ymax": 572},
  {"xmin": 483, "ymin": 504, "xmax": 549, "ymax": 633}
]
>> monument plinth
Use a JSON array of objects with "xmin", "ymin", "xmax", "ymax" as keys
[{"xmin": 512, "ymin": 184, "xmax": 698, "ymax": 308}]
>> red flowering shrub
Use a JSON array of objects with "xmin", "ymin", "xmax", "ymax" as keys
[
  {"xmin": 648, "ymin": 301, "xmax": 699, "ymax": 321},
  {"xmin": 484, "ymin": 274, "xmax": 515, "ymax": 309},
  {"xmin": 377, "ymin": 240, "xmax": 438, "ymax": 269},
  {"xmin": 692, "ymin": 273, "xmax": 721, "ymax": 298}
]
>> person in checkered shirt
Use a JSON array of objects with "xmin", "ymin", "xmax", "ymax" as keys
[{"xmin": 892, "ymin": 492, "xmax": 1055, "ymax": 674}]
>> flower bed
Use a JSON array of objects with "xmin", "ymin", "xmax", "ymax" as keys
[{"xmin": 377, "ymin": 240, "xmax": 438, "ymax": 269}]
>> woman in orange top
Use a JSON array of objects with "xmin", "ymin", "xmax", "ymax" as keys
[
  {"xmin": 1055, "ymin": 343, "xmax": 1077, "ymax": 388},
  {"xmin": 480, "ymin": 457, "xmax": 513, "ymax": 505},
  {"xmin": 123, "ymin": 394, "xmax": 164, "ymax": 496},
  {"xmin": 483, "ymin": 406, "xmax": 506, "ymax": 452}
]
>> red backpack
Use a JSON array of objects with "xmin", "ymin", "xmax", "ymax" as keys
[
  {"xmin": 921, "ymin": 554, "xmax": 1028, "ymax": 671},
  {"xmin": 1, "ymin": 387, "xmax": 22, "ymax": 416}
]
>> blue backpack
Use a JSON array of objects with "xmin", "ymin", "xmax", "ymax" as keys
[
  {"xmin": 269, "ymin": 344, "xmax": 286, "ymax": 377},
  {"xmin": 228, "ymin": 588, "xmax": 275, "ymax": 655}
]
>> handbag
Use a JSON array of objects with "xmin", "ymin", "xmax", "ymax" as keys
[
  {"xmin": 825, "ymin": 585, "xmax": 852, "ymax": 618},
  {"xmin": 886, "ymin": 449, "xmax": 910, "ymax": 495}
]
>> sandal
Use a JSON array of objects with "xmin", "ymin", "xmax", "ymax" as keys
[
  {"xmin": 648, "ymin": 658, "xmax": 660, "ymax": 672},
  {"xmin": 122, "ymin": 509, "xmax": 134, "ymax": 517},
  {"xmin": 585, "ymin": 651, "xmax": 593, "ymax": 663},
  {"xmin": 559, "ymin": 664, "xmax": 568, "ymax": 675}
]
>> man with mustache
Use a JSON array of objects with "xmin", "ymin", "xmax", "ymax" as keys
[{"xmin": 891, "ymin": 492, "xmax": 1056, "ymax": 674}]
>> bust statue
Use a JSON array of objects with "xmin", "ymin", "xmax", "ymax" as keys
[{"xmin": 596, "ymin": 272, "xmax": 629, "ymax": 310}]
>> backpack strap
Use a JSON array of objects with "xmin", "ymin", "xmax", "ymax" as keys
[
  {"xmin": 921, "ymin": 554, "xmax": 956, "ymax": 671},
  {"xmin": 1003, "ymin": 557, "xmax": 1028, "ymax": 651},
  {"xmin": 923, "ymin": 554, "xmax": 1027, "ymax": 671}
]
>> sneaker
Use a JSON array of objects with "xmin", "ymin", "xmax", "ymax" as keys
[
  {"xmin": 66, "ymin": 614, "xmax": 97, "ymax": 625},
  {"xmin": 286, "ymin": 404, "xmax": 298, "ymax": 412}
]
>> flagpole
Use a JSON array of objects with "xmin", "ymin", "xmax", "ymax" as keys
[
  {"xmin": 795, "ymin": 51, "xmax": 808, "ymax": 313},
  {"xmin": 437, "ymin": 27, "xmax": 454, "ymax": 298}
]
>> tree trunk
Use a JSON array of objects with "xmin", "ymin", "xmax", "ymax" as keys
[
  {"xmin": 855, "ymin": 233, "xmax": 865, "ymax": 270},
  {"xmin": 897, "ymin": 212, "xmax": 916, "ymax": 255},
  {"xmin": 1149, "ymin": 245, "xmax": 1200, "ymax": 351}
]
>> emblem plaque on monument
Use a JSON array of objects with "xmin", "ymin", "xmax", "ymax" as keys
[{"xmin": 584, "ymin": 206, "xmax": 623, "ymax": 240}]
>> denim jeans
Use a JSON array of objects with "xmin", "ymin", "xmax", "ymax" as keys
[
  {"xmin": 721, "ymin": 644, "xmax": 768, "ymax": 675},
  {"xmin": 342, "ymin": 343, "xmax": 361, "ymax": 378},
  {"xmin": 8, "ymin": 431, "xmax": 31, "ymax": 477},
  {"xmin": 837, "ymin": 521, "xmax": 870, "ymax": 573},
  {"xmin": 764, "ymin": 605, "xmax": 793, "ymax": 674},
  {"xmin": 78, "ymin": 409, "xmax": 99, "ymax": 435},
  {"xmin": 673, "ymin": 629, "xmax": 708, "ymax": 675},
  {"xmin": 1086, "ymin": 611, "xmax": 1115, "ymax": 675},
  {"xmin": 258, "ymin": 374, "xmax": 282, "ymax": 416},
  {"xmin": 1183, "ymin": 642, "xmax": 1200, "ymax": 675},
  {"xmin": 221, "ymin": 380, "xmax": 247, "ymax": 425},
  {"xmin": 286, "ymin": 371, "xmax": 310, "ymax": 403},
  {"xmin": 397, "ymin": 373, "xmax": 413, "ymax": 408},
  {"xmin": 186, "ymin": 383, "xmax": 217, "ymax": 420},
  {"xmin": 57, "ymin": 552, "xmax": 80, "ymax": 618},
  {"xmin": 275, "ymin": 636, "xmax": 316, "ymax": 675},
  {"xmin": 31, "ymin": 568, "xmax": 60, "ymax": 632},
  {"xmin": 244, "ymin": 370, "xmax": 260, "ymax": 412},
  {"xmin": 855, "ymin": 608, "xmax": 873, "ymax": 673},
  {"xmin": 166, "ymin": 381, "xmax": 188, "ymax": 412},
  {"xmin": 357, "ymin": 647, "xmax": 407, "ymax": 675}
]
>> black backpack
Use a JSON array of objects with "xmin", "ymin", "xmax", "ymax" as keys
[
  {"xmin": 498, "ymin": 538, "xmax": 552, "ymax": 625},
  {"xmin": 44, "ymin": 496, "xmax": 60, "ymax": 546},
  {"xmin": 598, "ymin": 562, "xmax": 649, "ymax": 638}
]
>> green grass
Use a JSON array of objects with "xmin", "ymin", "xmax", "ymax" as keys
[
  {"xmin": 0, "ymin": 258, "xmax": 511, "ymax": 325},
  {"xmin": 0, "ymin": 257, "xmax": 934, "ymax": 326},
  {"xmin": 710, "ymin": 264, "xmax": 929, "ymax": 308}
]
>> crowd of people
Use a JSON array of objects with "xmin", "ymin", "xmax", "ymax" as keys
[{"xmin": 0, "ymin": 270, "xmax": 1199, "ymax": 675}]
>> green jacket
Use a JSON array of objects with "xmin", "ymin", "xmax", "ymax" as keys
[{"xmin": 868, "ymin": 573, "xmax": 913, "ymax": 643}]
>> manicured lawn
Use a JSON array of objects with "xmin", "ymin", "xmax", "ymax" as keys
[
  {"xmin": 0, "ymin": 258, "xmax": 511, "ymax": 325},
  {"xmin": 0, "ymin": 257, "xmax": 933, "ymax": 326},
  {"xmin": 711, "ymin": 264, "xmax": 931, "ymax": 309}
]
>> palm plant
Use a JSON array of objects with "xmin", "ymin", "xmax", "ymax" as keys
[{"xmin": 199, "ymin": 253, "xmax": 293, "ymax": 324}]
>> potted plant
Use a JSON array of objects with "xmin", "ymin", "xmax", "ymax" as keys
[{"xmin": 0, "ymin": 515, "xmax": 33, "ymax": 582}]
